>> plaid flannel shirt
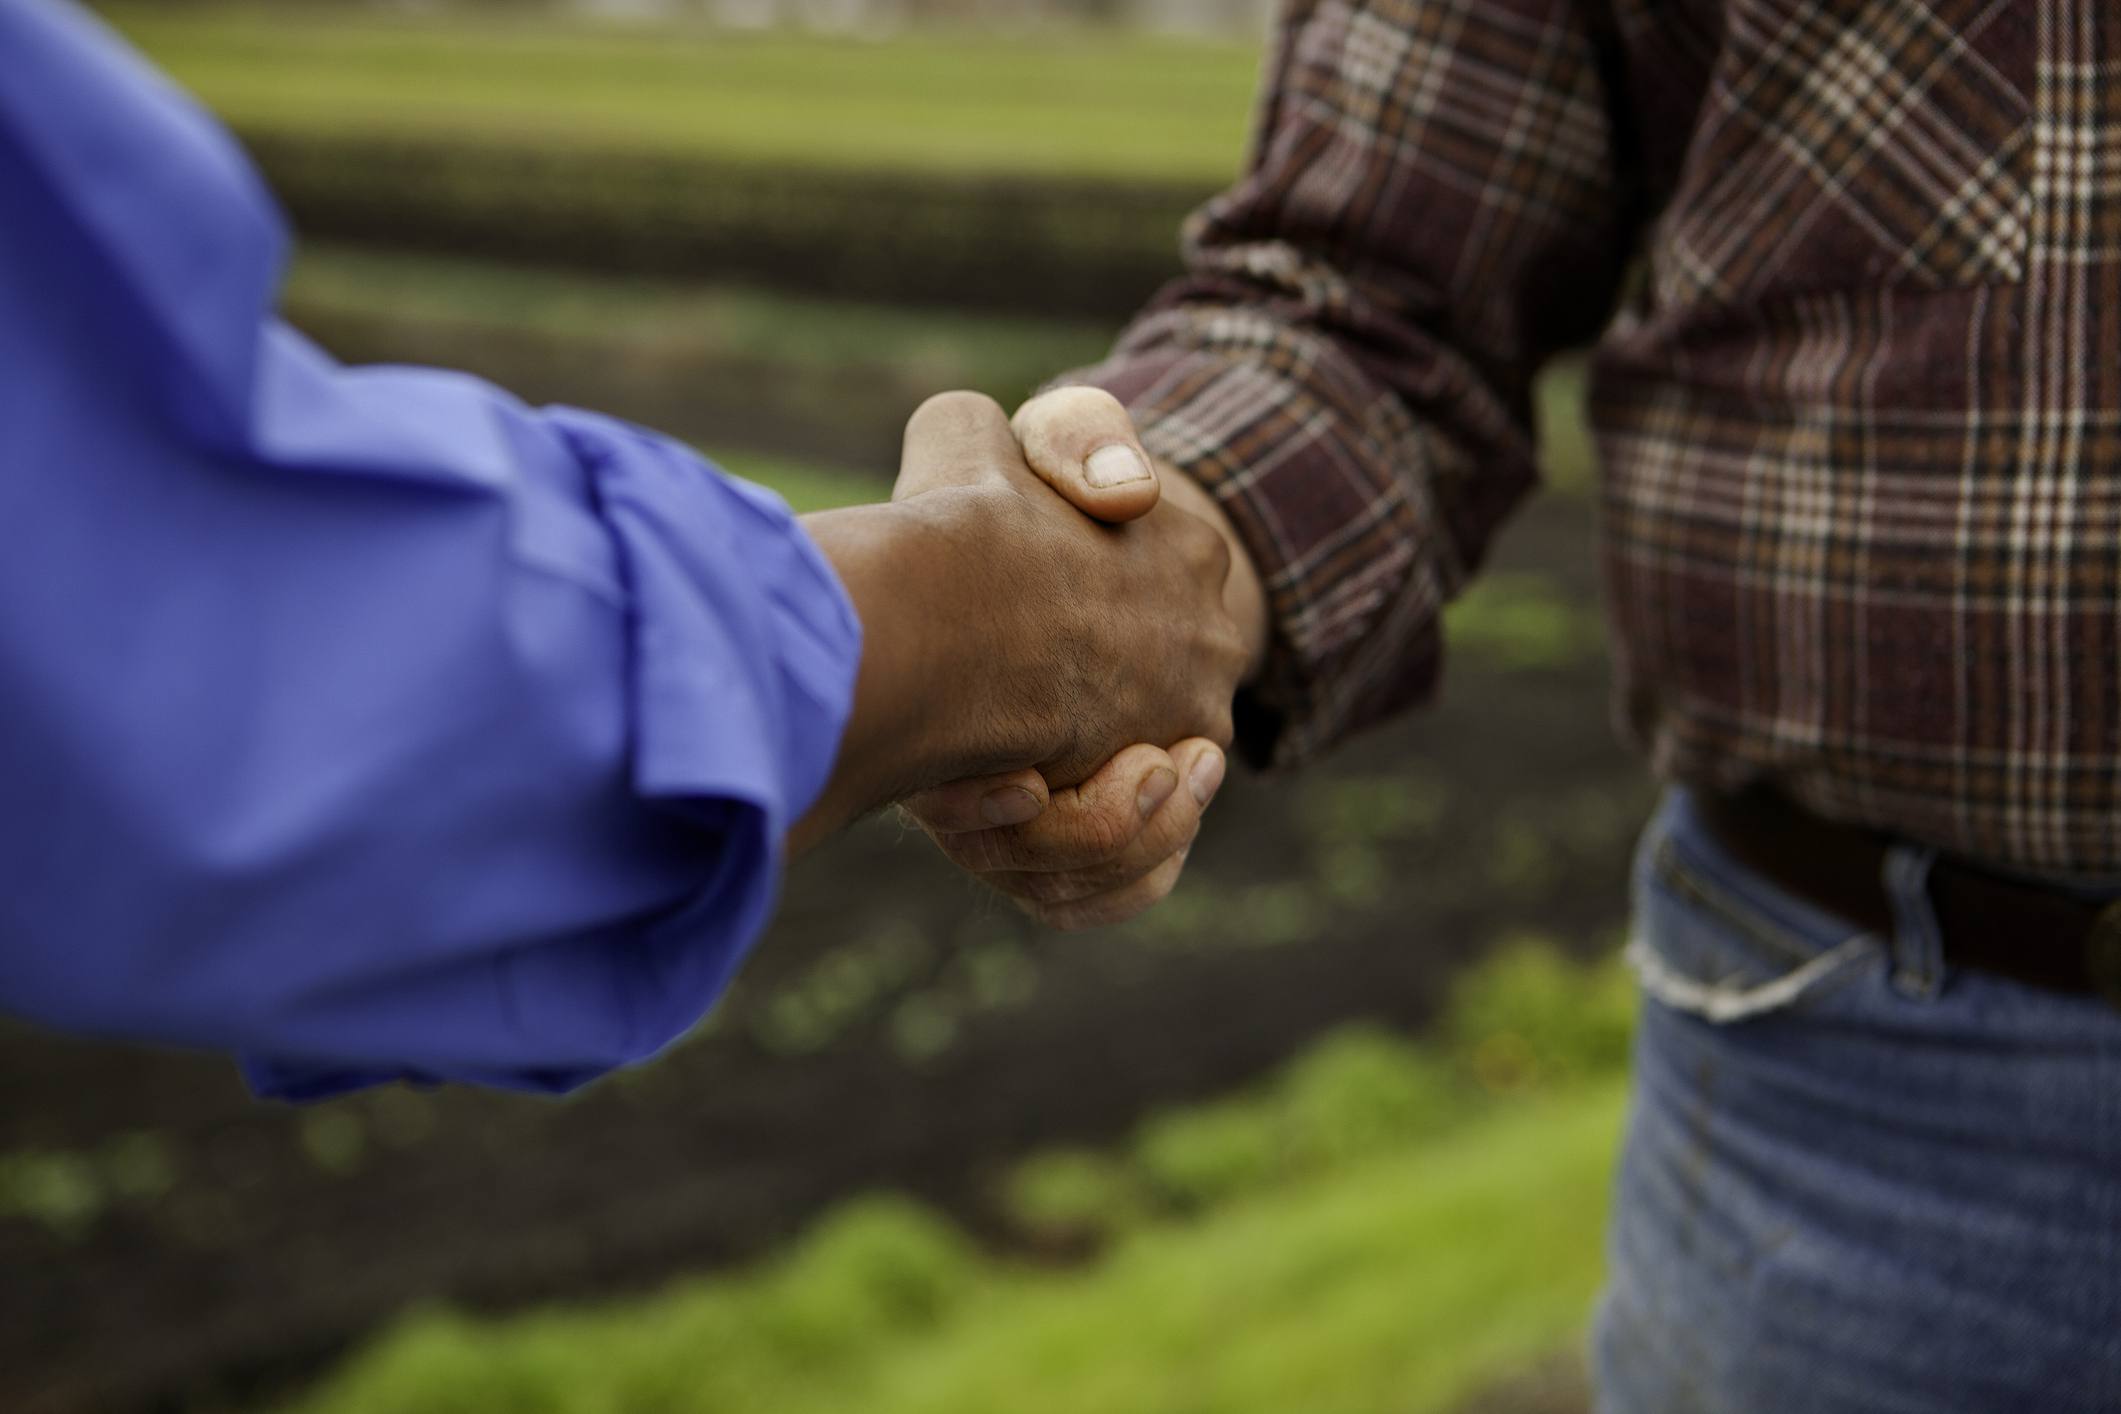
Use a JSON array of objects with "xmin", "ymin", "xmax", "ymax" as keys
[{"xmin": 1079, "ymin": 0, "xmax": 2121, "ymax": 877}]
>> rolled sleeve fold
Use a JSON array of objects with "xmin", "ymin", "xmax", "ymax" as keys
[
  {"xmin": 234, "ymin": 415, "xmax": 861, "ymax": 1102},
  {"xmin": 554, "ymin": 409, "xmax": 860, "ymax": 830},
  {"xmin": 234, "ymin": 417, "xmax": 861, "ymax": 1101}
]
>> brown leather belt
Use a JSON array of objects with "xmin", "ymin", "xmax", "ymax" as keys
[{"xmin": 1691, "ymin": 788, "xmax": 2121, "ymax": 1012}]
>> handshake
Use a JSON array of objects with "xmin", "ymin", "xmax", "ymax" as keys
[{"xmin": 794, "ymin": 387, "xmax": 1269, "ymax": 929}]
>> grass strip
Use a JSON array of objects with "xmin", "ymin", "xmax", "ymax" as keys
[
  {"xmin": 285, "ymin": 1087, "xmax": 1619, "ymax": 1414},
  {"xmin": 105, "ymin": 7, "xmax": 1261, "ymax": 183},
  {"xmin": 284, "ymin": 947, "xmax": 1631, "ymax": 1414}
]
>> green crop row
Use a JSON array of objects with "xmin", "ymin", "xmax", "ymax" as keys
[
  {"xmin": 103, "ymin": 6, "xmax": 1256, "ymax": 312},
  {"xmin": 1007, "ymin": 943, "xmax": 1633, "ymax": 1242},
  {"xmin": 282, "ymin": 245, "xmax": 1118, "ymax": 461},
  {"xmin": 283, "ymin": 943, "xmax": 1633, "ymax": 1414},
  {"xmin": 248, "ymin": 130, "xmax": 1209, "ymax": 315},
  {"xmin": 280, "ymin": 246, "xmax": 1601, "ymax": 496}
]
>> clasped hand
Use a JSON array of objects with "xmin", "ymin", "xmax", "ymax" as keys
[{"xmin": 888, "ymin": 388, "xmax": 1266, "ymax": 930}]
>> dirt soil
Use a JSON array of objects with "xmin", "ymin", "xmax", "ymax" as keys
[{"xmin": 0, "ymin": 492, "xmax": 1650, "ymax": 1414}]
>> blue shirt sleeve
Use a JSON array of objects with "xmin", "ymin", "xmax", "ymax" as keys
[{"xmin": 0, "ymin": 1, "xmax": 862, "ymax": 1099}]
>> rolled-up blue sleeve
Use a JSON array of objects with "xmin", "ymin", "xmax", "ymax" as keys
[{"xmin": 0, "ymin": 0, "xmax": 861, "ymax": 1097}]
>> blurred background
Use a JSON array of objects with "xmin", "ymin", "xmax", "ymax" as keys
[{"xmin": 5, "ymin": 4, "xmax": 1648, "ymax": 1411}]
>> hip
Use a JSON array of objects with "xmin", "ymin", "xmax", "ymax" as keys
[{"xmin": 1594, "ymin": 789, "xmax": 2121, "ymax": 1414}]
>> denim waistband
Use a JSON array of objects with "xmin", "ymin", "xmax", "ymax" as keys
[{"xmin": 1666, "ymin": 787, "xmax": 2121, "ymax": 1006}]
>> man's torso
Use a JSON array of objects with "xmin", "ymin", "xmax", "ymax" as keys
[{"xmin": 1589, "ymin": 0, "xmax": 2121, "ymax": 876}]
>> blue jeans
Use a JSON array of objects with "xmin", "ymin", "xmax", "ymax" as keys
[{"xmin": 1594, "ymin": 790, "xmax": 2121, "ymax": 1413}]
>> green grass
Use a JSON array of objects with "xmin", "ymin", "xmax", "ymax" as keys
[
  {"xmin": 104, "ymin": 7, "xmax": 1261, "ymax": 182},
  {"xmin": 1445, "ymin": 572, "xmax": 1605, "ymax": 672},
  {"xmin": 281, "ymin": 946, "xmax": 1632, "ymax": 1414},
  {"xmin": 279, "ymin": 248, "xmax": 1601, "ymax": 523},
  {"xmin": 281, "ymin": 248, "xmax": 1119, "ymax": 502},
  {"xmin": 287, "ymin": 1091, "xmax": 1621, "ymax": 1414},
  {"xmin": 1536, "ymin": 358, "xmax": 1596, "ymax": 497}
]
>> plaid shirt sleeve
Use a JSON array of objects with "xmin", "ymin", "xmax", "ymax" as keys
[{"xmin": 1070, "ymin": 0, "xmax": 1639, "ymax": 767}]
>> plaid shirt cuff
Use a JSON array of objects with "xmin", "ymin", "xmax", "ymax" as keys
[{"xmin": 1070, "ymin": 324, "xmax": 1484, "ymax": 770}]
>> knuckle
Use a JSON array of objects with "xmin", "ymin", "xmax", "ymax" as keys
[
  {"xmin": 1081, "ymin": 847, "xmax": 1154, "ymax": 899},
  {"xmin": 941, "ymin": 828, "xmax": 1016, "ymax": 875},
  {"xmin": 911, "ymin": 389, "xmax": 1007, "ymax": 438},
  {"xmin": 1140, "ymin": 795, "xmax": 1200, "ymax": 857},
  {"xmin": 915, "ymin": 388, "xmax": 1004, "ymax": 422},
  {"xmin": 1162, "ymin": 814, "xmax": 1206, "ymax": 864},
  {"xmin": 1076, "ymin": 802, "xmax": 1137, "ymax": 861},
  {"xmin": 1202, "ymin": 704, "xmax": 1236, "ymax": 750},
  {"xmin": 1192, "ymin": 523, "xmax": 1233, "ymax": 578}
]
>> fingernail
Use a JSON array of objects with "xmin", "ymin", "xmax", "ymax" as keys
[
  {"xmin": 1085, "ymin": 443, "xmax": 1150, "ymax": 488},
  {"xmin": 1188, "ymin": 747, "xmax": 1225, "ymax": 808},
  {"xmin": 980, "ymin": 786, "xmax": 1043, "ymax": 827},
  {"xmin": 1137, "ymin": 766, "xmax": 1179, "ymax": 819}
]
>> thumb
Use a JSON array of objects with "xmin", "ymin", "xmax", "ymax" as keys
[{"xmin": 1011, "ymin": 387, "xmax": 1161, "ymax": 524}]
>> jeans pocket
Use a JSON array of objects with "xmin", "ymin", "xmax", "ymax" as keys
[{"xmin": 1627, "ymin": 792, "xmax": 1886, "ymax": 1024}]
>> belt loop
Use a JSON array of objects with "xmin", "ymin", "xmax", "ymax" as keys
[{"xmin": 1882, "ymin": 843, "xmax": 1945, "ymax": 1001}]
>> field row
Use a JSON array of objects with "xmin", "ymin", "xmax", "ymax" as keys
[
  {"xmin": 110, "ymin": 7, "xmax": 1261, "ymax": 182},
  {"xmin": 106, "ymin": 7, "xmax": 1256, "ymax": 311},
  {"xmin": 282, "ymin": 245, "xmax": 1599, "ymax": 496},
  {"xmin": 282, "ymin": 947, "xmax": 1633, "ymax": 1414}
]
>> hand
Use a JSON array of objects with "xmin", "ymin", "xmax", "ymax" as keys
[
  {"xmin": 899, "ymin": 387, "xmax": 1270, "ymax": 928},
  {"xmin": 1004, "ymin": 385, "xmax": 1268, "ymax": 704},
  {"xmin": 904, "ymin": 736, "xmax": 1227, "ymax": 930},
  {"xmin": 792, "ymin": 390, "xmax": 1246, "ymax": 850},
  {"xmin": 886, "ymin": 389, "xmax": 1248, "ymax": 787}
]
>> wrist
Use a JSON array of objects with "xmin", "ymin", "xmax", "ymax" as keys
[
  {"xmin": 1156, "ymin": 461, "xmax": 1270, "ymax": 682},
  {"xmin": 792, "ymin": 496, "xmax": 1029, "ymax": 848},
  {"xmin": 801, "ymin": 503, "xmax": 946, "ymax": 822}
]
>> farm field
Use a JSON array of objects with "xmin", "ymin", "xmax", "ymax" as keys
[
  {"xmin": 286, "ymin": 947, "xmax": 1634, "ymax": 1414},
  {"xmin": 280, "ymin": 244, "xmax": 1119, "ymax": 467},
  {"xmin": 7, "ymin": 10, "xmax": 1640, "ymax": 1413},
  {"xmin": 2, "ymin": 463, "xmax": 1639, "ymax": 1412},
  {"xmin": 279, "ymin": 244, "xmax": 1598, "ymax": 490},
  {"xmin": 102, "ymin": 6, "xmax": 1252, "ymax": 311}
]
